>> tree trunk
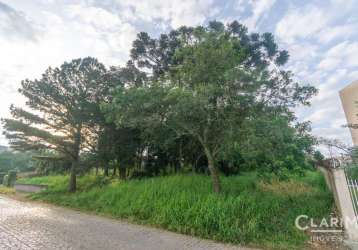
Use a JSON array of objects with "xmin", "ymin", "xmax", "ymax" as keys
[
  {"xmin": 112, "ymin": 165, "xmax": 117, "ymax": 177},
  {"xmin": 204, "ymin": 147, "xmax": 221, "ymax": 193},
  {"xmin": 104, "ymin": 160, "xmax": 109, "ymax": 176},
  {"xmin": 119, "ymin": 166, "xmax": 126, "ymax": 180},
  {"xmin": 69, "ymin": 124, "xmax": 81, "ymax": 193},
  {"xmin": 69, "ymin": 159, "xmax": 77, "ymax": 192},
  {"xmin": 179, "ymin": 140, "xmax": 184, "ymax": 171}
]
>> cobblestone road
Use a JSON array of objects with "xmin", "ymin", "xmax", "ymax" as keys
[{"xmin": 0, "ymin": 195, "xmax": 256, "ymax": 250}]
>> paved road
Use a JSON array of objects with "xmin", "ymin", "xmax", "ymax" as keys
[{"xmin": 0, "ymin": 195, "xmax": 256, "ymax": 250}]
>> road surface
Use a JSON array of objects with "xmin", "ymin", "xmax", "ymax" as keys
[{"xmin": 0, "ymin": 195, "xmax": 256, "ymax": 250}]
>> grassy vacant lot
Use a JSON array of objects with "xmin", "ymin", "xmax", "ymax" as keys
[{"xmin": 19, "ymin": 171, "xmax": 332, "ymax": 249}]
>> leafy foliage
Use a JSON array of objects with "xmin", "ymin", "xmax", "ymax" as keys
[
  {"xmin": 106, "ymin": 21, "xmax": 317, "ymax": 192},
  {"xmin": 3, "ymin": 20, "xmax": 320, "ymax": 193},
  {"xmin": 0, "ymin": 150, "xmax": 34, "ymax": 173},
  {"xmin": 2, "ymin": 57, "xmax": 110, "ymax": 191}
]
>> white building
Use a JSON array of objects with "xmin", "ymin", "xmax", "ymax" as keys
[{"xmin": 339, "ymin": 80, "xmax": 358, "ymax": 146}]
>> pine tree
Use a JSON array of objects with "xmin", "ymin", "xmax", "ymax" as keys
[{"xmin": 2, "ymin": 57, "xmax": 108, "ymax": 192}]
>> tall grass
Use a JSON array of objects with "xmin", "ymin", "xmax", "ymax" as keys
[
  {"xmin": 0, "ymin": 186, "xmax": 15, "ymax": 194},
  {"xmin": 20, "ymin": 172, "xmax": 333, "ymax": 249}
]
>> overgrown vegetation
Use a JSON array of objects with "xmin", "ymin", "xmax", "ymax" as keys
[
  {"xmin": 19, "ymin": 171, "xmax": 332, "ymax": 249},
  {"xmin": 0, "ymin": 20, "xmax": 330, "ymax": 248},
  {"xmin": 2, "ymin": 21, "xmax": 320, "ymax": 192}
]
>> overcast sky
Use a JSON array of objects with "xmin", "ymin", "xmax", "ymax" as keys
[{"xmin": 0, "ymin": 0, "xmax": 357, "ymax": 148}]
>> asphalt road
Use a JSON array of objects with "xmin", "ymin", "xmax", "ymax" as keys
[{"xmin": 0, "ymin": 195, "xmax": 256, "ymax": 250}]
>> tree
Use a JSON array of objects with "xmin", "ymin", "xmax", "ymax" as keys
[
  {"xmin": 107, "ymin": 21, "xmax": 316, "ymax": 193},
  {"xmin": 0, "ymin": 150, "xmax": 34, "ymax": 173},
  {"xmin": 130, "ymin": 21, "xmax": 290, "ymax": 79},
  {"xmin": 96, "ymin": 63, "xmax": 148, "ymax": 177},
  {"xmin": 97, "ymin": 124, "xmax": 140, "ymax": 178},
  {"xmin": 2, "ymin": 57, "xmax": 108, "ymax": 192},
  {"xmin": 234, "ymin": 112, "xmax": 316, "ymax": 174}
]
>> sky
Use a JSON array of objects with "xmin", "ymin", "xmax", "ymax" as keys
[{"xmin": 0, "ymin": 0, "xmax": 358, "ymax": 150}]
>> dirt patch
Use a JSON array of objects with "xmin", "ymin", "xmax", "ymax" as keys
[{"xmin": 258, "ymin": 179, "xmax": 314, "ymax": 195}]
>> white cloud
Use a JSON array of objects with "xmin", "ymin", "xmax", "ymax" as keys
[
  {"xmin": 317, "ymin": 41, "xmax": 358, "ymax": 73},
  {"xmin": 275, "ymin": 0, "xmax": 358, "ymax": 46},
  {"xmin": 0, "ymin": 2, "xmax": 40, "ymax": 41},
  {"xmin": 234, "ymin": 0, "xmax": 247, "ymax": 13},
  {"xmin": 244, "ymin": 0, "xmax": 276, "ymax": 30},
  {"xmin": 63, "ymin": 4, "xmax": 138, "ymax": 64},
  {"xmin": 306, "ymin": 108, "xmax": 331, "ymax": 124},
  {"xmin": 317, "ymin": 57, "xmax": 341, "ymax": 71},
  {"xmin": 318, "ymin": 24, "xmax": 356, "ymax": 44},
  {"xmin": 348, "ymin": 71, "xmax": 358, "ymax": 79},
  {"xmin": 115, "ymin": 0, "xmax": 217, "ymax": 28},
  {"xmin": 66, "ymin": 4, "xmax": 123, "ymax": 29},
  {"xmin": 325, "ymin": 42, "xmax": 348, "ymax": 57},
  {"xmin": 276, "ymin": 6, "xmax": 328, "ymax": 43},
  {"xmin": 287, "ymin": 43, "xmax": 318, "ymax": 61}
]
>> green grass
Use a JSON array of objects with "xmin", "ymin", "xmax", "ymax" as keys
[
  {"xmin": 0, "ymin": 185, "xmax": 15, "ymax": 194},
  {"xmin": 19, "ymin": 171, "xmax": 333, "ymax": 249}
]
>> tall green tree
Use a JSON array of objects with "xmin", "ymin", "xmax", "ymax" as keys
[
  {"xmin": 0, "ymin": 150, "xmax": 34, "ymax": 173},
  {"xmin": 108, "ymin": 21, "xmax": 316, "ymax": 193},
  {"xmin": 130, "ymin": 21, "xmax": 289, "ymax": 79},
  {"xmin": 96, "ymin": 63, "xmax": 147, "ymax": 177},
  {"xmin": 2, "ymin": 57, "xmax": 108, "ymax": 192},
  {"xmin": 97, "ymin": 124, "xmax": 141, "ymax": 178}
]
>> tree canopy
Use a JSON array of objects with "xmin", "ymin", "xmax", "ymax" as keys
[
  {"xmin": 2, "ymin": 20, "xmax": 318, "ymax": 193},
  {"xmin": 105, "ymin": 21, "xmax": 317, "ymax": 192},
  {"xmin": 2, "ymin": 57, "xmax": 110, "ymax": 191}
]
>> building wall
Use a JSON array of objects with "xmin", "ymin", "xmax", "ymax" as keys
[{"xmin": 339, "ymin": 80, "xmax": 358, "ymax": 146}]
